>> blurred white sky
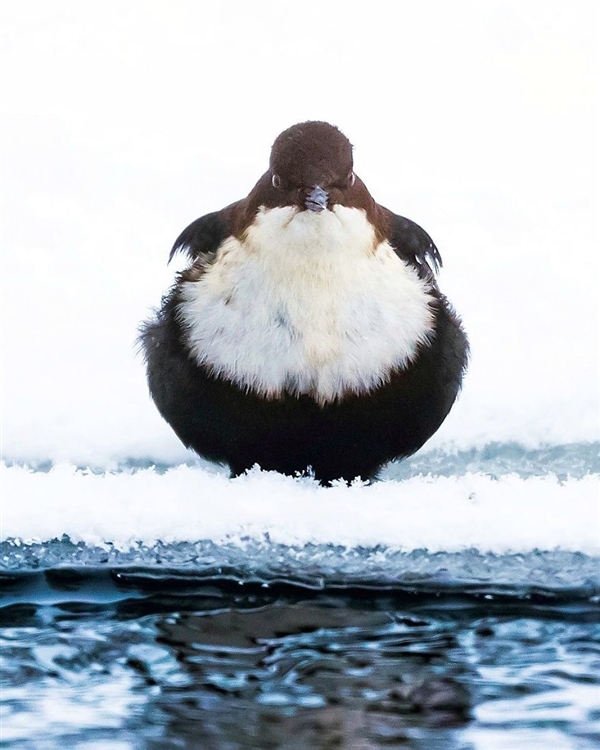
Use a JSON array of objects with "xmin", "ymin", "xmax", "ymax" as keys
[
  {"xmin": 2, "ymin": 0, "xmax": 597, "ymax": 208},
  {"xmin": 1, "ymin": 0, "xmax": 598, "ymax": 463}
]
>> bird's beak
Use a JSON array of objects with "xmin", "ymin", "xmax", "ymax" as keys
[{"xmin": 305, "ymin": 185, "xmax": 328, "ymax": 212}]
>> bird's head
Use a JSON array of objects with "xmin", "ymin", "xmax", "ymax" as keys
[{"xmin": 266, "ymin": 121, "xmax": 357, "ymax": 213}]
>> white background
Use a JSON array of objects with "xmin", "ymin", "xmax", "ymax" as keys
[{"xmin": 1, "ymin": 0, "xmax": 598, "ymax": 466}]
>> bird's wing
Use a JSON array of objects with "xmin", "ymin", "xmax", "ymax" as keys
[
  {"xmin": 168, "ymin": 202, "xmax": 241, "ymax": 264},
  {"xmin": 381, "ymin": 208, "xmax": 442, "ymax": 282}
]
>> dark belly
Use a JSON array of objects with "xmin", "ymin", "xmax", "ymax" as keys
[{"xmin": 140, "ymin": 293, "xmax": 468, "ymax": 484}]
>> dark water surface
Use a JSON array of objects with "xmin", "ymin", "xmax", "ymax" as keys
[{"xmin": 2, "ymin": 572, "xmax": 599, "ymax": 749}]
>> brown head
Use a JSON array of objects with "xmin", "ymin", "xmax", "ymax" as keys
[
  {"xmin": 243, "ymin": 121, "xmax": 377, "ymax": 217},
  {"xmin": 270, "ymin": 121, "xmax": 354, "ymax": 210}
]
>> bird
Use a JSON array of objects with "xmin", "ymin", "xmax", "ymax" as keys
[{"xmin": 140, "ymin": 121, "xmax": 468, "ymax": 485}]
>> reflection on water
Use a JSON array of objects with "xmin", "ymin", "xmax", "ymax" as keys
[
  {"xmin": 151, "ymin": 603, "xmax": 471, "ymax": 749},
  {"xmin": 2, "ymin": 587, "xmax": 599, "ymax": 749}
]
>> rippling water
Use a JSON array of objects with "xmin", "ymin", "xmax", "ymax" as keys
[
  {"xmin": 2, "ymin": 443, "xmax": 599, "ymax": 748},
  {"xmin": 2, "ymin": 581, "xmax": 599, "ymax": 749}
]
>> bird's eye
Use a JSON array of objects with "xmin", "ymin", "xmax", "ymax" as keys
[
  {"xmin": 348, "ymin": 171, "xmax": 356, "ymax": 186},
  {"xmin": 271, "ymin": 174, "xmax": 282, "ymax": 189}
]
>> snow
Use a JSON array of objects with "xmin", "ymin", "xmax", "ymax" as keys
[{"xmin": 2, "ymin": 462, "xmax": 598, "ymax": 554}]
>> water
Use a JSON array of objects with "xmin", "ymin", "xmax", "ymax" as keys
[
  {"xmin": 2, "ymin": 579, "xmax": 599, "ymax": 749},
  {"xmin": 1, "ymin": 444, "xmax": 599, "ymax": 748}
]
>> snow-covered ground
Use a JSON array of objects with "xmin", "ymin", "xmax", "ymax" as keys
[
  {"xmin": 1, "ymin": 1, "xmax": 598, "ymax": 560},
  {"xmin": 2, "ymin": 463, "xmax": 598, "ymax": 554}
]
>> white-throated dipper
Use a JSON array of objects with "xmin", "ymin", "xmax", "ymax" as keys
[{"xmin": 140, "ymin": 122, "xmax": 469, "ymax": 484}]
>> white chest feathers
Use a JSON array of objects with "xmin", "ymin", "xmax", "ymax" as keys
[{"xmin": 178, "ymin": 205, "xmax": 435, "ymax": 403}]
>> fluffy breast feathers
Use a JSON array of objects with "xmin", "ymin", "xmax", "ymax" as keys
[{"xmin": 177, "ymin": 205, "xmax": 435, "ymax": 403}]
